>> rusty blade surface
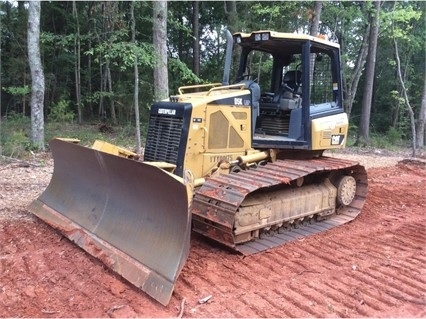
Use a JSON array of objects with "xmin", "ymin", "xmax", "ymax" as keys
[
  {"xmin": 28, "ymin": 138, "xmax": 191, "ymax": 306},
  {"xmin": 191, "ymin": 157, "xmax": 368, "ymax": 253}
]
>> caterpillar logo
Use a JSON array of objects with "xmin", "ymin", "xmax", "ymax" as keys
[
  {"xmin": 331, "ymin": 134, "xmax": 344, "ymax": 145},
  {"xmin": 158, "ymin": 108, "xmax": 176, "ymax": 115}
]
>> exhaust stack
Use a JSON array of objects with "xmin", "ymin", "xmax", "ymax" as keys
[{"xmin": 222, "ymin": 29, "xmax": 234, "ymax": 86}]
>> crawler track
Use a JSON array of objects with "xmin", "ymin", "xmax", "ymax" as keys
[{"xmin": 191, "ymin": 157, "xmax": 368, "ymax": 254}]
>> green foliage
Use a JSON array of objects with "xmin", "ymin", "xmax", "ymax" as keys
[
  {"xmin": 385, "ymin": 127, "xmax": 403, "ymax": 145},
  {"xmin": 243, "ymin": 2, "xmax": 302, "ymax": 31},
  {"xmin": 0, "ymin": 113, "xmax": 31, "ymax": 157},
  {"xmin": 44, "ymin": 123, "xmax": 140, "ymax": 151},
  {"xmin": 350, "ymin": 125, "xmax": 404, "ymax": 150},
  {"xmin": 48, "ymin": 99, "xmax": 75, "ymax": 123},
  {"xmin": 85, "ymin": 41, "xmax": 156, "ymax": 71},
  {"xmin": 84, "ymin": 91, "xmax": 114, "ymax": 104},
  {"xmin": 168, "ymin": 58, "xmax": 203, "ymax": 93},
  {"xmin": 3, "ymin": 111, "xmax": 31, "ymax": 126},
  {"xmin": 2, "ymin": 130, "xmax": 30, "ymax": 158},
  {"xmin": 369, "ymin": 131, "xmax": 402, "ymax": 150},
  {"xmin": 381, "ymin": 3, "xmax": 422, "ymax": 41},
  {"xmin": 3, "ymin": 85, "xmax": 31, "ymax": 96}
]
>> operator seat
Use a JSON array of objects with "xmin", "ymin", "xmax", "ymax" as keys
[
  {"xmin": 268, "ymin": 70, "xmax": 302, "ymax": 104},
  {"xmin": 281, "ymin": 70, "xmax": 302, "ymax": 97}
]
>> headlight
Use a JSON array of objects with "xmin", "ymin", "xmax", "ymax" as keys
[
  {"xmin": 254, "ymin": 32, "xmax": 269, "ymax": 41},
  {"xmin": 169, "ymin": 96, "xmax": 179, "ymax": 103},
  {"xmin": 235, "ymin": 36, "xmax": 242, "ymax": 44},
  {"xmin": 261, "ymin": 33, "xmax": 269, "ymax": 40}
]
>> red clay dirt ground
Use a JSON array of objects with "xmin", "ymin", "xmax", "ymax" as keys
[{"xmin": 0, "ymin": 151, "xmax": 425, "ymax": 318}]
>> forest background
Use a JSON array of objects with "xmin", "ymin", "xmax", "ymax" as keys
[{"xmin": 0, "ymin": 1, "xmax": 425, "ymax": 157}]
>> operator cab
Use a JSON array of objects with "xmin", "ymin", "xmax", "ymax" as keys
[{"xmin": 233, "ymin": 31, "xmax": 344, "ymax": 150}]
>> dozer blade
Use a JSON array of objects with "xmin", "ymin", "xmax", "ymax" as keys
[{"xmin": 28, "ymin": 138, "xmax": 191, "ymax": 306}]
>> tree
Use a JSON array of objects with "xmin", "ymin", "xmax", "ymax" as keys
[
  {"xmin": 153, "ymin": 1, "xmax": 168, "ymax": 101},
  {"xmin": 419, "ymin": 77, "xmax": 426, "ymax": 148},
  {"xmin": 2, "ymin": 1, "xmax": 30, "ymax": 115},
  {"xmin": 388, "ymin": 1, "xmax": 423, "ymax": 154},
  {"xmin": 309, "ymin": 1, "xmax": 322, "ymax": 36},
  {"xmin": 28, "ymin": 1, "xmax": 45, "ymax": 150},
  {"xmin": 73, "ymin": 1, "xmax": 82, "ymax": 124},
  {"xmin": 224, "ymin": 1, "xmax": 238, "ymax": 33},
  {"xmin": 357, "ymin": 1, "xmax": 381, "ymax": 146},
  {"xmin": 131, "ymin": 0, "xmax": 141, "ymax": 154},
  {"xmin": 344, "ymin": 22, "xmax": 370, "ymax": 117},
  {"xmin": 320, "ymin": 2, "xmax": 371, "ymax": 117},
  {"xmin": 102, "ymin": 1, "xmax": 119, "ymax": 124},
  {"xmin": 394, "ymin": 36, "xmax": 416, "ymax": 155},
  {"xmin": 192, "ymin": 1, "xmax": 200, "ymax": 76},
  {"xmin": 375, "ymin": 1, "xmax": 424, "ymax": 151},
  {"xmin": 309, "ymin": 1, "xmax": 322, "ymax": 83}
]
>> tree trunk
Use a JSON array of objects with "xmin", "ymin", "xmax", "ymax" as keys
[
  {"xmin": 27, "ymin": 1, "xmax": 45, "ymax": 150},
  {"xmin": 73, "ymin": 1, "xmax": 82, "ymax": 124},
  {"xmin": 0, "ymin": 9, "xmax": 2, "ymax": 156},
  {"xmin": 87, "ymin": 3, "xmax": 94, "ymax": 118},
  {"xmin": 309, "ymin": 1, "xmax": 322, "ymax": 36},
  {"xmin": 344, "ymin": 22, "xmax": 370, "ymax": 116},
  {"xmin": 103, "ymin": 1, "xmax": 117, "ymax": 124},
  {"xmin": 417, "ymin": 73, "xmax": 426, "ymax": 148},
  {"xmin": 192, "ymin": 1, "xmax": 200, "ymax": 76},
  {"xmin": 309, "ymin": 1, "xmax": 322, "ymax": 83},
  {"xmin": 131, "ymin": 0, "xmax": 141, "ymax": 154},
  {"xmin": 153, "ymin": 0, "xmax": 169, "ymax": 100},
  {"xmin": 98, "ymin": 2, "xmax": 105, "ymax": 121},
  {"xmin": 106, "ymin": 62, "xmax": 116, "ymax": 124},
  {"xmin": 394, "ymin": 37, "xmax": 416, "ymax": 156},
  {"xmin": 224, "ymin": 1, "xmax": 239, "ymax": 79},
  {"xmin": 357, "ymin": 0, "xmax": 380, "ymax": 146},
  {"xmin": 224, "ymin": 1, "xmax": 238, "ymax": 32}
]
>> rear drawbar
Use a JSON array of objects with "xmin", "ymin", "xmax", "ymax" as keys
[{"xmin": 28, "ymin": 138, "xmax": 191, "ymax": 305}]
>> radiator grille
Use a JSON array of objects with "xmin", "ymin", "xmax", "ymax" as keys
[{"xmin": 144, "ymin": 115, "xmax": 183, "ymax": 164}]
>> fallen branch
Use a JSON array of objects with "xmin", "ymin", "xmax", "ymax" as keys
[
  {"xmin": 0, "ymin": 155, "xmax": 43, "ymax": 167},
  {"xmin": 41, "ymin": 309, "xmax": 59, "ymax": 314},
  {"xmin": 297, "ymin": 270, "xmax": 321, "ymax": 276},
  {"xmin": 106, "ymin": 305, "xmax": 124, "ymax": 317},
  {"xmin": 177, "ymin": 298, "xmax": 186, "ymax": 318}
]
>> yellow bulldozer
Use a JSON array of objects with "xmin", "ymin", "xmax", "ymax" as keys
[{"xmin": 29, "ymin": 30, "xmax": 368, "ymax": 306}]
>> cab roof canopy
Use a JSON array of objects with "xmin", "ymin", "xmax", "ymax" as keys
[{"xmin": 233, "ymin": 30, "xmax": 340, "ymax": 58}]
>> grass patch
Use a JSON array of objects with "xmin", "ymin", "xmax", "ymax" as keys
[{"xmin": 1, "ymin": 116, "xmax": 141, "ymax": 159}]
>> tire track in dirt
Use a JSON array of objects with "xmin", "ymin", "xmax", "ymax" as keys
[
  {"xmin": 177, "ymin": 245, "xmax": 264, "ymax": 317},
  {"xmin": 306, "ymin": 280, "xmax": 373, "ymax": 316},
  {"xmin": 176, "ymin": 179, "xmax": 425, "ymax": 318},
  {"xmin": 254, "ymin": 290, "xmax": 295, "ymax": 318},
  {"xmin": 234, "ymin": 249, "xmax": 330, "ymax": 317},
  {"xmin": 234, "ymin": 256, "xmax": 313, "ymax": 317},
  {"xmin": 205, "ymin": 254, "xmax": 289, "ymax": 317},
  {"xmin": 327, "ymin": 277, "xmax": 389, "ymax": 313},
  {"xmin": 352, "ymin": 270, "xmax": 422, "ymax": 307},
  {"xmin": 373, "ymin": 265, "xmax": 426, "ymax": 295}
]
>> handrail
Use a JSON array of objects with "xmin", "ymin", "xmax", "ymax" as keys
[
  {"xmin": 206, "ymin": 83, "xmax": 247, "ymax": 96},
  {"xmin": 178, "ymin": 83, "xmax": 222, "ymax": 95}
]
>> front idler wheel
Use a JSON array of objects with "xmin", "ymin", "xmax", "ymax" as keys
[{"xmin": 336, "ymin": 175, "xmax": 357, "ymax": 206}]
